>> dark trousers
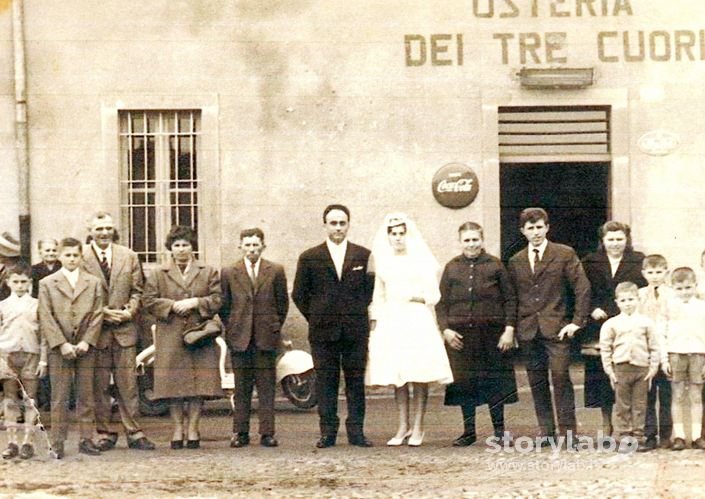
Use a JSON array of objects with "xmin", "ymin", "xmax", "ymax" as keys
[
  {"xmin": 461, "ymin": 403, "xmax": 505, "ymax": 437},
  {"xmin": 613, "ymin": 363, "xmax": 649, "ymax": 439},
  {"xmin": 311, "ymin": 338, "xmax": 367, "ymax": 439},
  {"xmin": 645, "ymin": 370, "xmax": 672, "ymax": 441},
  {"xmin": 49, "ymin": 349, "xmax": 96, "ymax": 446},
  {"xmin": 94, "ymin": 341, "xmax": 143, "ymax": 440},
  {"xmin": 231, "ymin": 346, "xmax": 277, "ymax": 436},
  {"xmin": 520, "ymin": 336, "xmax": 576, "ymax": 436}
]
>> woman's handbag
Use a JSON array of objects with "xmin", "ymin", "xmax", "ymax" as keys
[{"xmin": 182, "ymin": 317, "xmax": 222, "ymax": 348}]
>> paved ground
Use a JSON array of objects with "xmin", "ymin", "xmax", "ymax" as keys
[{"xmin": 0, "ymin": 366, "xmax": 704, "ymax": 498}]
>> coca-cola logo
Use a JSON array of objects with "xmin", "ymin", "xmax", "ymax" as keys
[{"xmin": 432, "ymin": 163, "xmax": 479, "ymax": 209}]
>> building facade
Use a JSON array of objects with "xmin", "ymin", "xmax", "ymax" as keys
[{"xmin": 2, "ymin": 1, "xmax": 705, "ymax": 334}]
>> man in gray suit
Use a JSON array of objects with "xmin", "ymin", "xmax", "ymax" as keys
[
  {"xmin": 82, "ymin": 211, "xmax": 155, "ymax": 451},
  {"xmin": 508, "ymin": 207, "xmax": 591, "ymax": 446},
  {"xmin": 221, "ymin": 228, "xmax": 289, "ymax": 448}
]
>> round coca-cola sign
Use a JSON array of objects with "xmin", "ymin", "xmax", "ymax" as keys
[{"xmin": 432, "ymin": 163, "xmax": 479, "ymax": 209}]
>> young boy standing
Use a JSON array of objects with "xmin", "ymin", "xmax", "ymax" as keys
[
  {"xmin": 661, "ymin": 267, "xmax": 705, "ymax": 451},
  {"xmin": 600, "ymin": 282, "xmax": 660, "ymax": 451},
  {"xmin": 638, "ymin": 254, "xmax": 673, "ymax": 450},
  {"xmin": 0, "ymin": 263, "xmax": 47, "ymax": 459},
  {"xmin": 38, "ymin": 238, "xmax": 104, "ymax": 459}
]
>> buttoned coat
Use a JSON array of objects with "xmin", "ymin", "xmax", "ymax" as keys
[
  {"xmin": 508, "ymin": 241, "xmax": 591, "ymax": 342},
  {"xmin": 220, "ymin": 258, "xmax": 289, "ymax": 352},
  {"xmin": 292, "ymin": 242, "xmax": 374, "ymax": 344},
  {"xmin": 143, "ymin": 260, "xmax": 223, "ymax": 399},
  {"xmin": 38, "ymin": 270, "xmax": 104, "ymax": 349},
  {"xmin": 81, "ymin": 243, "xmax": 143, "ymax": 349}
]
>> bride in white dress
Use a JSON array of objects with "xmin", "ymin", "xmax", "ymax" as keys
[{"xmin": 366, "ymin": 213, "xmax": 453, "ymax": 446}]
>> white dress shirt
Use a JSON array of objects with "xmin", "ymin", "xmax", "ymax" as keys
[
  {"xmin": 244, "ymin": 257, "xmax": 261, "ymax": 282},
  {"xmin": 91, "ymin": 242, "xmax": 112, "ymax": 269},
  {"xmin": 60, "ymin": 267, "xmax": 80, "ymax": 289},
  {"xmin": 528, "ymin": 239, "xmax": 548, "ymax": 273},
  {"xmin": 326, "ymin": 239, "xmax": 348, "ymax": 280}
]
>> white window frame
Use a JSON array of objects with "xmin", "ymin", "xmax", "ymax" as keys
[{"xmin": 100, "ymin": 95, "xmax": 221, "ymax": 268}]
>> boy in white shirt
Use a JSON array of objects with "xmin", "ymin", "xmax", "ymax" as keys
[
  {"xmin": 0, "ymin": 263, "xmax": 47, "ymax": 459},
  {"xmin": 600, "ymin": 281, "xmax": 660, "ymax": 451},
  {"xmin": 661, "ymin": 267, "xmax": 705, "ymax": 451}
]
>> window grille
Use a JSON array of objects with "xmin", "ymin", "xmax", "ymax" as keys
[{"xmin": 119, "ymin": 110, "xmax": 201, "ymax": 263}]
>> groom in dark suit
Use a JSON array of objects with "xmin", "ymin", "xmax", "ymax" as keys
[
  {"xmin": 292, "ymin": 204, "xmax": 375, "ymax": 448},
  {"xmin": 508, "ymin": 207, "xmax": 590, "ymax": 446}
]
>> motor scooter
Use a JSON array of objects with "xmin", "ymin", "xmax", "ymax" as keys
[{"xmin": 135, "ymin": 327, "xmax": 317, "ymax": 416}]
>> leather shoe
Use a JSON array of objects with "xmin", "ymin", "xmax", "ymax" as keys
[
  {"xmin": 96, "ymin": 438, "xmax": 116, "ymax": 452},
  {"xmin": 536, "ymin": 435, "xmax": 556, "ymax": 448},
  {"xmin": 637, "ymin": 437, "xmax": 657, "ymax": 452},
  {"xmin": 128, "ymin": 437, "xmax": 156, "ymax": 450},
  {"xmin": 2, "ymin": 443, "xmax": 19, "ymax": 460},
  {"xmin": 348, "ymin": 435, "xmax": 373, "ymax": 447},
  {"xmin": 19, "ymin": 443, "xmax": 34, "ymax": 460},
  {"xmin": 671, "ymin": 437, "xmax": 686, "ymax": 451},
  {"xmin": 452, "ymin": 433, "xmax": 477, "ymax": 447},
  {"xmin": 692, "ymin": 437, "xmax": 705, "ymax": 450},
  {"xmin": 170, "ymin": 440, "xmax": 184, "ymax": 450},
  {"xmin": 260, "ymin": 435, "xmax": 279, "ymax": 447},
  {"xmin": 230, "ymin": 433, "xmax": 250, "ymax": 448},
  {"xmin": 51, "ymin": 442, "xmax": 65, "ymax": 460},
  {"xmin": 186, "ymin": 440, "xmax": 200, "ymax": 449},
  {"xmin": 78, "ymin": 439, "xmax": 102, "ymax": 456},
  {"xmin": 315, "ymin": 435, "xmax": 336, "ymax": 448}
]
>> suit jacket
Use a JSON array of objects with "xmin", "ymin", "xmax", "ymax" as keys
[
  {"xmin": 220, "ymin": 258, "xmax": 289, "ymax": 352},
  {"xmin": 31, "ymin": 261, "xmax": 62, "ymax": 298},
  {"xmin": 38, "ymin": 270, "xmax": 104, "ymax": 349},
  {"xmin": 81, "ymin": 243, "xmax": 143, "ymax": 349},
  {"xmin": 508, "ymin": 241, "xmax": 591, "ymax": 341},
  {"xmin": 292, "ymin": 241, "xmax": 374, "ymax": 343}
]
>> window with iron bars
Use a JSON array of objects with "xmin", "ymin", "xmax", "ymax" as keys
[{"xmin": 119, "ymin": 110, "xmax": 201, "ymax": 263}]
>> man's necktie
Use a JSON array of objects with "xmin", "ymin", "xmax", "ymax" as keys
[
  {"xmin": 100, "ymin": 251, "xmax": 110, "ymax": 283},
  {"xmin": 654, "ymin": 286, "xmax": 660, "ymax": 300},
  {"xmin": 250, "ymin": 261, "xmax": 257, "ymax": 285},
  {"xmin": 532, "ymin": 248, "xmax": 540, "ymax": 274}
]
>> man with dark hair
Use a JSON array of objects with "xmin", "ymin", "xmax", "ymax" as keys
[
  {"xmin": 221, "ymin": 227, "xmax": 289, "ymax": 449},
  {"xmin": 293, "ymin": 204, "xmax": 375, "ymax": 448},
  {"xmin": 508, "ymin": 207, "xmax": 591, "ymax": 447},
  {"xmin": 82, "ymin": 211, "xmax": 155, "ymax": 451}
]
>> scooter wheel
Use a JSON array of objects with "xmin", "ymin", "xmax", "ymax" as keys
[{"xmin": 281, "ymin": 370, "xmax": 317, "ymax": 409}]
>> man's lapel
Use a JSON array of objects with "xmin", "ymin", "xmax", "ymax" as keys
[
  {"xmin": 72, "ymin": 273, "xmax": 90, "ymax": 302},
  {"xmin": 53, "ymin": 274, "xmax": 75, "ymax": 301},
  {"xmin": 533, "ymin": 243, "xmax": 555, "ymax": 280},
  {"xmin": 109, "ymin": 246, "xmax": 127, "ymax": 290},
  {"xmin": 321, "ymin": 243, "xmax": 340, "ymax": 281},
  {"xmin": 234, "ymin": 261, "xmax": 253, "ymax": 297},
  {"xmin": 254, "ymin": 259, "xmax": 271, "ymax": 294},
  {"xmin": 83, "ymin": 245, "xmax": 109, "ymax": 292}
]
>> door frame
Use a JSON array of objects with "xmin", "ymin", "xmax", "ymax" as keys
[{"xmin": 479, "ymin": 88, "xmax": 630, "ymax": 257}]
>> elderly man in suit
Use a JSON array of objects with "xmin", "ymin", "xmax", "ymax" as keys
[
  {"xmin": 508, "ymin": 207, "xmax": 591, "ymax": 447},
  {"xmin": 221, "ymin": 228, "xmax": 289, "ymax": 449},
  {"xmin": 82, "ymin": 211, "xmax": 155, "ymax": 451},
  {"xmin": 292, "ymin": 204, "xmax": 375, "ymax": 448}
]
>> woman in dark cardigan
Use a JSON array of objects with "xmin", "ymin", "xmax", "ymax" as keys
[
  {"xmin": 437, "ymin": 222, "xmax": 518, "ymax": 446},
  {"xmin": 581, "ymin": 220, "xmax": 646, "ymax": 436}
]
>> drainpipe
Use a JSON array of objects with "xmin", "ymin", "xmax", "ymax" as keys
[{"xmin": 12, "ymin": 0, "xmax": 30, "ymax": 260}]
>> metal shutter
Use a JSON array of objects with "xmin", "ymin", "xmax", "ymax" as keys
[{"xmin": 498, "ymin": 105, "xmax": 610, "ymax": 162}]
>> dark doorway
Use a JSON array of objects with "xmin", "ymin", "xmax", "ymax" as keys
[{"xmin": 500, "ymin": 162, "xmax": 609, "ymax": 262}]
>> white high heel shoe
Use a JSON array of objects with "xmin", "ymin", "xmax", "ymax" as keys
[
  {"xmin": 408, "ymin": 431, "xmax": 425, "ymax": 447},
  {"xmin": 387, "ymin": 430, "xmax": 412, "ymax": 446}
]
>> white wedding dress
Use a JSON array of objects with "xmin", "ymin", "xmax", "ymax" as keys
[{"xmin": 366, "ymin": 253, "xmax": 453, "ymax": 387}]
